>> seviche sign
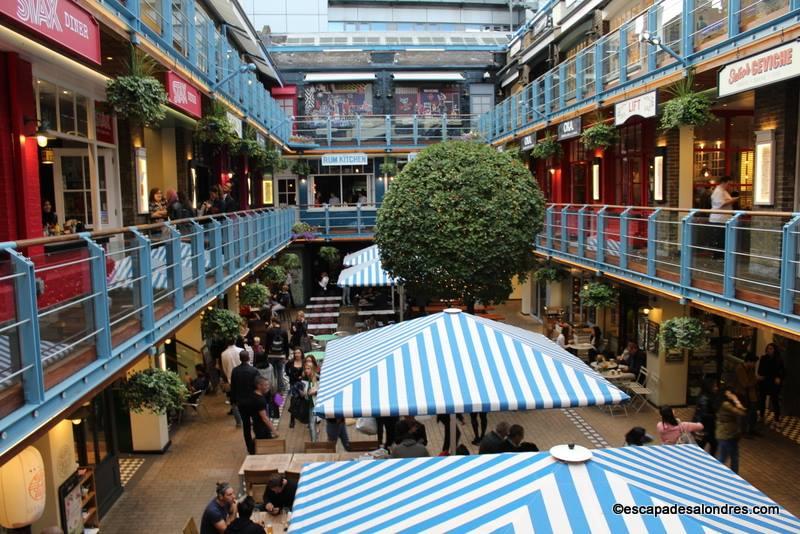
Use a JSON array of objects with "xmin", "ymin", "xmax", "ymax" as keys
[{"xmin": 718, "ymin": 42, "xmax": 800, "ymax": 98}]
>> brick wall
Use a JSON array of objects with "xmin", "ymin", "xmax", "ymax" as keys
[{"xmin": 662, "ymin": 127, "xmax": 680, "ymax": 208}]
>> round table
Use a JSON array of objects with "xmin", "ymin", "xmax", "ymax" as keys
[
  {"xmin": 591, "ymin": 361, "xmax": 618, "ymax": 371},
  {"xmin": 312, "ymin": 333, "xmax": 338, "ymax": 350}
]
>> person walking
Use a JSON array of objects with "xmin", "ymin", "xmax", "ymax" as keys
[
  {"xmin": 693, "ymin": 379, "xmax": 719, "ymax": 456},
  {"xmin": 656, "ymin": 406, "xmax": 703, "ymax": 445},
  {"xmin": 717, "ymin": 386, "xmax": 747, "ymax": 473},
  {"xmin": 470, "ymin": 412, "xmax": 488, "ymax": 446},
  {"xmin": 376, "ymin": 416, "xmax": 400, "ymax": 450},
  {"xmin": 239, "ymin": 376, "xmax": 279, "ymax": 454},
  {"xmin": 265, "ymin": 318, "xmax": 290, "ymax": 393},
  {"xmin": 735, "ymin": 354, "xmax": 759, "ymax": 435},
  {"xmin": 757, "ymin": 343, "xmax": 785, "ymax": 425},
  {"xmin": 302, "ymin": 360, "xmax": 320, "ymax": 442},
  {"xmin": 221, "ymin": 339, "xmax": 243, "ymax": 428},
  {"xmin": 286, "ymin": 348, "xmax": 305, "ymax": 429},
  {"xmin": 325, "ymin": 417, "xmax": 351, "ymax": 451},
  {"xmin": 709, "ymin": 176, "xmax": 735, "ymax": 259},
  {"xmin": 290, "ymin": 311, "xmax": 311, "ymax": 353}
]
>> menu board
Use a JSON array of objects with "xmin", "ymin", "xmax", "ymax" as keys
[{"xmin": 59, "ymin": 473, "xmax": 84, "ymax": 534}]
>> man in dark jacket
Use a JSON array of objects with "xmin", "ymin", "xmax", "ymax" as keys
[
  {"xmin": 224, "ymin": 496, "xmax": 264, "ymax": 534},
  {"xmin": 239, "ymin": 376, "xmax": 278, "ymax": 454},
  {"xmin": 265, "ymin": 318, "xmax": 290, "ymax": 393},
  {"xmin": 222, "ymin": 182, "xmax": 238, "ymax": 213},
  {"xmin": 230, "ymin": 351, "xmax": 260, "ymax": 453},
  {"xmin": 499, "ymin": 424, "xmax": 539, "ymax": 453},
  {"xmin": 264, "ymin": 475, "xmax": 297, "ymax": 514},
  {"xmin": 757, "ymin": 343, "xmax": 785, "ymax": 423},
  {"xmin": 479, "ymin": 421, "xmax": 510, "ymax": 454}
]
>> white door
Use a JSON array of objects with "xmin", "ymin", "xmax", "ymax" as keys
[{"xmin": 54, "ymin": 148, "xmax": 121, "ymax": 230}]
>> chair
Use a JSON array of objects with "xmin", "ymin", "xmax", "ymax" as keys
[
  {"xmin": 178, "ymin": 390, "xmax": 208, "ymax": 424},
  {"xmin": 255, "ymin": 439, "xmax": 287, "ymax": 454},
  {"xmin": 244, "ymin": 469, "xmax": 278, "ymax": 503},
  {"xmin": 304, "ymin": 440, "xmax": 336, "ymax": 453},
  {"xmin": 348, "ymin": 440, "xmax": 380, "ymax": 452},
  {"xmin": 624, "ymin": 367, "xmax": 653, "ymax": 413},
  {"xmin": 182, "ymin": 517, "xmax": 199, "ymax": 534}
]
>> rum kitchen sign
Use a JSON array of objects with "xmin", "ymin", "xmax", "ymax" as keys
[
  {"xmin": 1, "ymin": 0, "xmax": 101, "ymax": 64},
  {"xmin": 718, "ymin": 42, "xmax": 800, "ymax": 98}
]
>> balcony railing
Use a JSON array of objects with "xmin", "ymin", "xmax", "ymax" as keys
[
  {"xmin": 481, "ymin": 0, "xmax": 799, "ymax": 141},
  {"xmin": 537, "ymin": 204, "xmax": 800, "ymax": 333},
  {"xmin": 297, "ymin": 203, "xmax": 381, "ymax": 239},
  {"xmin": 0, "ymin": 208, "xmax": 295, "ymax": 457},
  {"xmin": 290, "ymin": 115, "xmax": 481, "ymax": 149}
]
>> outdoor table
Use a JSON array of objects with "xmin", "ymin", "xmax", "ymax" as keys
[
  {"xmin": 566, "ymin": 342, "xmax": 595, "ymax": 352},
  {"xmin": 312, "ymin": 333, "xmax": 338, "ymax": 350},
  {"xmin": 591, "ymin": 361, "xmax": 618, "ymax": 371},
  {"xmin": 601, "ymin": 370, "xmax": 635, "ymax": 383},
  {"xmin": 286, "ymin": 453, "xmax": 338, "ymax": 476},
  {"xmin": 238, "ymin": 454, "xmax": 293, "ymax": 488},
  {"xmin": 252, "ymin": 510, "xmax": 289, "ymax": 533}
]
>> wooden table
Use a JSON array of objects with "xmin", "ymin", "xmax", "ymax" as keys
[
  {"xmin": 252, "ymin": 510, "xmax": 289, "ymax": 533},
  {"xmin": 286, "ymin": 453, "xmax": 338, "ymax": 476},
  {"xmin": 238, "ymin": 454, "xmax": 293, "ymax": 488}
]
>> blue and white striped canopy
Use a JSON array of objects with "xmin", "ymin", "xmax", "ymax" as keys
[
  {"xmin": 343, "ymin": 244, "xmax": 379, "ymax": 266},
  {"xmin": 336, "ymin": 257, "xmax": 396, "ymax": 288},
  {"xmin": 314, "ymin": 309, "xmax": 627, "ymax": 417},
  {"xmin": 289, "ymin": 444, "xmax": 800, "ymax": 533},
  {"xmin": 107, "ymin": 242, "xmax": 210, "ymax": 291}
]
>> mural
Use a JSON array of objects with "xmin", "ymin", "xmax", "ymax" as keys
[
  {"xmin": 304, "ymin": 83, "xmax": 373, "ymax": 118},
  {"xmin": 394, "ymin": 86, "xmax": 460, "ymax": 115}
]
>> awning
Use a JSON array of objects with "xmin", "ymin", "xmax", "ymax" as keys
[
  {"xmin": 391, "ymin": 72, "xmax": 465, "ymax": 82},
  {"xmin": 336, "ymin": 257, "xmax": 395, "ymax": 288},
  {"xmin": 343, "ymin": 244, "xmax": 379, "ymax": 266},
  {"xmin": 500, "ymin": 70, "xmax": 520, "ymax": 87},
  {"xmin": 314, "ymin": 309, "xmax": 628, "ymax": 418},
  {"xmin": 289, "ymin": 445, "xmax": 800, "ymax": 533},
  {"xmin": 304, "ymin": 73, "xmax": 376, "ymax": 82}
]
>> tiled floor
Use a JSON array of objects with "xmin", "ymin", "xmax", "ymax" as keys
[{"xmin": 100, "ymin": 302, "xmax": 800, "ymax": 532}]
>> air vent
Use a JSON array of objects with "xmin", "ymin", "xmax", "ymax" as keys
[
  {"xmin": 417, "ymin": 36, "xmax": 433, "ymax": 44},
  {"xmin": 431, "ymin": 37, "xmax": 447, "ymax": 44},
  {"xmin": 463, "ymin": 37, "xmax": 480, "ymax": 44}
]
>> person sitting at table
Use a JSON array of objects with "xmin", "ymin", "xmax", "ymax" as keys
[
  {"xmin": 224, "ymin": 496, "xmax": 265, "ymax": 534},
  {"xmin": 479, "ymin": 421, "xmax": 510, "ymax": 454},
  {"xmin": 556, "ymin": 325, "xmax": 571, "ymax": 350},
  {"xmin": 588, "ymin": 325, "xmax": 603, "ymax": 360},
  {"xmin": 264, "ymin": 475, "xmax": 297, "ymax": 514},
  {"xmin": 499, "ymin": 424, "xmax": 539, "ymax": 453},
  {"xmin": 201, "ymin": 482, "xmax": 237, "ymax": 534},
  {"xmin": 402, "ymin": 415, "xmax": 428, "ymax": 445},
  {"xmin": 188, "ymin": 364, "xmax": 209, "ymax": 393},
  {"xmin": 617, "ymin": 341, "xmax": 646, "ymax": 381},
  {"xmin": 391, "ymin": 420, "xmax": 430, "ymax": 458}
]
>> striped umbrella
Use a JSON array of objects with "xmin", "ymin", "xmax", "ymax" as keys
[
  {"xmin": 336, "ymin": 257, "xmax": 396, "ymax": 288},
  {"xmin": 289, "ymin": 444, "xmax": 800, "ymax": 533},
  {"xmin": 107, "ymin": 242, "xmax": 211, "ymax": 291},
  {"xmin": 343, "ymin": 244, "xmax": 379, "ymax": 266},
  {"xmin": 314, "ymin": 309, "xmax": 627, "ymax": 418}
]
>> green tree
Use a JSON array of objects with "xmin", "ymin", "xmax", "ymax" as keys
[{"xmin": 375, "ymin": 141, "xmax": 545, "ymax": 311}]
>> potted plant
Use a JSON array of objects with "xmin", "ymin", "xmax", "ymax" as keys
[
  {"xmin": 581, "ymin": 118, "xmax": 618, "ymax": 151},
  {"xmin": 200, "ymin": 308, "xmax": 243, "ymax": 344},
  {"xmin": 239, "ymin": 282, "xmax": 269, "ymax": 308},
  {"xmin": 105, "ymin": 51, "xmax": 167, "ymax": 126},
  {"xmin": 291, "ymin": 222, "xmax": 316, "ymax": 240},
  {"xmin": 195, "ymin": 102, "xmax": 238, "ymax": 150},
  {"xmin": 533, "ymin": 263, "xmax": 566, "ymax": 284},
  {"xmin": 381, "ymin": 158, "xmax": 398, "ymax": 178},
  {"xmin": 279, "ymin": 252, "xmax": 302, "ymax": 272},
  {"xmin": 259, "ymin": 264, "xmax": 287, "ymax": 288},
  {"xmin": 121, "ymin": 368, "xmax": 188, "ymax": 415},
  {"xmin": 291, "ymin": 159, "xmax": 312, "ymax": 177},
  {"xmin": 319, "ymin": 246, "xmax": 341, "ymax": 269},
  {"xmin": 660, "ymin": 317, "xmax": 706, "ymax": 350},
  {"xmin": 659, "ymin": 71, "xmax": 715, "ymax": 130},
  {"xmin": 579, "ymin": 282, "xmax": 616, "ymax": 308},
  {"xmin": 531, "ymin": 135, "xmax": 562, "ymax": 160}
]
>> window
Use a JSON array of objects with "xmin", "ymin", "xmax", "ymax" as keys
[
  {"xmin": 37, "ymin": 79, "xmax": 57, "ymax": 130},
  {"xmin": 37, "ymin": 78, "xmax": 90, "ymax": 137},
  {"xmin": 172, "ymin": 0, "xmax": 189, "ymax": 57},
  {"xmin": 693, "ymin": 113, "xmax": 754, "ymax": 208},
  {"xmin": 60, "ymin": 155, "xmax": 94, "ymax": 225},
  {"xmin": 277, "ymin": 176, "xmax": 297, "ymax": 206},
  {"xmin": 195, "ymin": 4, "xmax": 210, "ymax": 73},
  {"xmin": 309, "ymin": 164, "xmax": 374, "ymax": 206},
  {"xmin": 141, "ymin": 0, "xmax": 163, "ymax": 35}
]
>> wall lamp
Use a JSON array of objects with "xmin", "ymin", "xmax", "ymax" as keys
[
  {"xmin": 638, "ymin": 32, "xmax": 687, "ymax": 67},
  {"xmin": 211, "ymin": 63, "xmax": 257, "ymax": 93},
  {"xmin": 24, "ymin": 116, "xmax": 53, "ymax": 147}
]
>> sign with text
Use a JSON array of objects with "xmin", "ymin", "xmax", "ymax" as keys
[
  {"xmin": 521, "ymin": 133, "xmax": 536, "ymax": 151},
  {"xmin": 226, "ymin": 111, "xmax": 242, "ymax": 138},
  {"xmin": 321, "ymin": 153, "xmax": 368, "ymax": 166},
  {"xmin": 557, "ymin": 117, "xmax": 581, "ymax": 140},
  {"xmin": 719, "ymin": 42, "xmax": 800, "ymax": 97},
  {"xmin": 166, "ymin": 71, "xmax": 201, "ymax": 118},
  {"xmin": 95, "ymin": 104, "xmax": 114, "ymax": 145},
  {"xmin": 754, "ymin": 130, "xmax": 775, "ymax": 206},
  {"xmin": 2, "ymin": 0, "xmax": 101, "ymax": 64},
  {"xmin": 615, "ymin": 91, "xmax": 657, "ymax": 125}
]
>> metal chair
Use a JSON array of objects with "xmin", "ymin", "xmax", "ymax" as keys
[
  {"xmin": 178, "ymin": 390, "xmax": 208, "ymax": 423},
  {"xmin": 624, "ymin": 367, "xmax": 653, "ymax": 413}
]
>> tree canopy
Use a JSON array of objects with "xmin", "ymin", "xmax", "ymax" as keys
[{"xmin": 375, "ymin": 141, "xmax": 545, "ymax": 308}]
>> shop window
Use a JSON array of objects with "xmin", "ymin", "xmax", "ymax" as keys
[
  {"xmin": 692, "ymin": 0, "xmax": 728, "ymax": 49},
  {"xmin": 37, "ymin": 79, "xmax": 91, "ymax": 137},
  {"xmin": 76, "ymin": 95, "xmax": 89, "ymax": 137},
  {"xmin": 277, "ymin": 177, "xmax": 297, "ymax": 206},
  {"xmin": 141, "ymin": 0, "xmax": 163, "ymax": 35},
  {"xmin": 310, "ymin": 164, "xmax": 373, "ymax": 206},
  {"xmin": 394, "ymin": 86, "xmax": 460, "ymax": 116},
  {"xmin": 61, "ymin": 156, "xmax": 94, "ymax": 226},
  {"xmin": 59, "ymin": 89, "xmax": 76, "ymax": 134},
  {"xmin": 37, "ymin": 79, "xmax": 57, "ymax": 130},
  {"xmin": 195, "ymin": 4, "xmax": 210, "ymax": 73}
]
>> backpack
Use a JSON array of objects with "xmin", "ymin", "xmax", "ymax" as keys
[{"xmin": 270, "ymin": 328, "xmax": 284, "ymax": 353}]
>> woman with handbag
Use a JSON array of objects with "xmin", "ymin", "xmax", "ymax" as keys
[
  {"xmin": 656, "ymin": 406, "xmax": 703, "ymax": 445},
  {"xmin": 286, "ymin": 348, "xmax": 306, "ymax": 429},
  {"xmin": 301, "ymin": 359, "xmax": 320, "ymax": 441}
]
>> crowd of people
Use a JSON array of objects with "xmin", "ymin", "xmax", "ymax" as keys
[{"xmin": 148, "ymin": 182, "xmax": 239, "ymax": 225}]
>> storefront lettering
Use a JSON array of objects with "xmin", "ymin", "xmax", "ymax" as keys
[
  {"xmin": 166, "ymin": 72, "xmax": 201, "ymax": 118},
  {"xmin": 558, "ymin": 117, "xmax": 581, "ymax": 140},
  {"xmin": 719, "ymin": 42, "xmax": 800, "ymax": 97},
  {"xmin": 728, "ymin": 49, "xmax": 793, "ymax": 85},
  {"xmin": 614, "ymin": 91, "xmax": 657, "ymax": 125},
  {"xmin": 16, "ymin": 0, "xmax": 61, "ymax": 31}
]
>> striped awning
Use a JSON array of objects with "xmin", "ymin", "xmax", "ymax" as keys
[
  {"xmin": 289, "ymin": 445, "xmax": 800, "ymax": 533},
  {"xmin": 314, "ymin": 309, "xmax": 627, "ymax": 418},
  {"xmin": 343, "ymin": 244, "xmax": 379, "ymax": 266},
  {"xmin": 107, "ymin": 242, "xmax": 211, "ymax": 291},
  {"xmin": 336, "ymin": 258, "xmax": 395, "ymax": 288}
]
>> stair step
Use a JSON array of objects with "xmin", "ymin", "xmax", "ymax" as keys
[
  {"xmin": 305, "ymin": 303, "xmax": 341, "ymax": 309},
  {"xmin": 308, "ymin": 323, "xmax": 338, "ymax": 330},
  {"xmin": 309, "ymin": 296, "xmax": 342, "ymax": 302},
  {"xmin": 305, "ymin": 312, "xmax": 340, "ymax": 318}
]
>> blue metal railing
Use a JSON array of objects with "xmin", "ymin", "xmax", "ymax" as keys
[
  {"xmin": 0, "ymin": 208, "xmax": 295, "ymax": 457},
  {"xmin": 538, "ymin": 203, "xmax": 800, "ymax": 334},
  {"xmin": 297, "ymin": 203, "xmax": 381, "ymax": 239},
  {"xmin": 480, "ymin": 0, "xmax": 800, "ymax": 142}
]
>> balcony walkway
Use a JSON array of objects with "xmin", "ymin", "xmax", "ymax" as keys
[{"xmin": 0, "ymin": 209, "xmax": 295, "ymax": 460}]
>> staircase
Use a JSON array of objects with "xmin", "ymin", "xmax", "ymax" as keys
[{"xmin": 305, "ymin": 296, "xmax": 341, "ymax": 335}]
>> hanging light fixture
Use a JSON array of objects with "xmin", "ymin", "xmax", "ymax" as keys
[{"xmin": 40, "ymin": 148, "xmax": 55, "ymax": 165}]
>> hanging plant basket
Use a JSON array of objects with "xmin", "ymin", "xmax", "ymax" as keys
[
  {"xmin": 319, "ymin": 246, "xmax": 341, "ymax": 268},
  {"xmin": 291, "ymin": 159, "xmax": 311, "ymax": 177},
  {"xmin": 121, "ymin": 368, "xmax": 188, "ymax": 415},
  {"xmin": 579, "ymin": 282, "xmax": 616, "ymax": 308},
  {"xmin": 200, "ymin": 308, "xmax": 243, "ymax": 344},
  {"xmin": 531, "ymin": 135, "xmax": 562, "ymax": 160},
  {"xmin": 239, "ymin": 282, "xmax": 270, "ymax": 308},
  {"xmin": 381, "ymin": 160, "xmax": 398, "ymax": 177},
  {"xmin": 660, "ymin": 317, "xmax": 706, "ymax": 350},
  {"xmin": 105, "ymin": 52, "xmax": 167, "ymax": 126},
  {"xmin": 195, "ymin": 103, "xmax": 238, "ymax": 149},
  {"xmin": 279, "ymin": 252, "xmax": 302, "ymax": 271},
  {"xmin": 581, "ymin": 122, "xmax": 618, "ymax": 150},
  {"xmin": 259, "ymin": 264, "xmax": 287, "ymax": 288},
  {"xmin": 533, "ymin": 264, "xmax": 566, "ymax": 284},
  {"xmin": 659, "ymin": 72, "xmax": 715, "ymax": 130}
]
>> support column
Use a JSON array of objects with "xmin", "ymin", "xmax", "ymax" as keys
[{"xmin": 677, "ymin": 126, "xmax": 694, "ymax": 209}]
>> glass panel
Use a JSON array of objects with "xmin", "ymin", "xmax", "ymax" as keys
[
  {"xmin": 85, "ymin": 192, "xmax": 93, "ymax": 226},
  {"xmin": 59, "ymin": 89, "xmax": 75, "ymax": 134},
  {"xmin": 141, "ymin": 0, "xmax": 163, "ymax": 34},
  {"xmin": 98, "ymin": 156, "xmax": 107, "ymax": 189},
  {"xmin": 739, "ymin": 0, "xmax": 788, "ymax": 30},
  {"xmin": 61, "ymin": 156, "xmax": 85, "ymax": 190},
  {"xmin": 76, "ymin": 95, "xmax": 88, "ymax": 137},
  {"xmin": 657, "ymin": 0, "xmax": 683, "ymax": 66},
  {"xmin": 63, "ymin": 192, "xmax": 85, "ymax": 222},
  {"xmin": 195, "ymin": 5, "xmax": 209, "ymax": 73},
  {"xmin": 342, "ymin": 175, "xmax": 368, "ymax": 204},
  {"xmin": 602, "ymin": 34, "xmax": 621, "ymax": 85},
  {"xmin": 693, "ymin": 0, "xmax": 728, "ymax": 49},
  {"xmin": 100, "ymin": 191, "xmax": 108, "ymax": 225},
  {"xmin": 729, "ymin": 115, "xmax": 754, "ymax": 149},
  {"xmin": 38, "ymin": 79, "xmax": 57, "ymax": 130}
]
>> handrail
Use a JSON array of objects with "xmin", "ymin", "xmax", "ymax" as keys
[
  {"xmin": 174, "ymin": 338, "xmax": 204, "ymax": 355},
  {"xmin": 546, "ymin": 203, "xmax": 799, "ymax": 218}
]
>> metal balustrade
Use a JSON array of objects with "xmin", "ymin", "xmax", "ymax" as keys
[
  {"xmin": 0, "ymin": 208, "xmax": 295, "ymax": 456},
  {"xmin": 297, "ymin": 203, "xmax": 381, "ymax": 239},
  {"xmin": 538, "ymin": 203, "xmax": 800, "ymax": 334},
  {"xmin": 482, "ymin": 0, "xmax": 798, "ymax": 142},
  {"xmin": 290, "ymin": 114, "xmax": 480, "ymax": 149}
]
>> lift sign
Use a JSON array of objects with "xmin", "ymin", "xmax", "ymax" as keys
[{"xmin": 719, "ymin": 42, "xmax": 800, "ymax": 98}]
